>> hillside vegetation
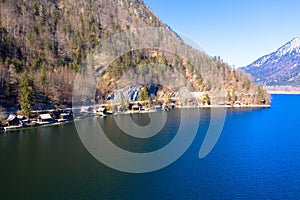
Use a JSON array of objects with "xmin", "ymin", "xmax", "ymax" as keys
[{"xmin": 0, "ymin": 0, "xmax": 269, "ymax": 111}]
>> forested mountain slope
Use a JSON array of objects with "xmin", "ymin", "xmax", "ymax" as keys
[{"xmin": 0, "ymin": 0, "xmax": 269, "ymax": 110}]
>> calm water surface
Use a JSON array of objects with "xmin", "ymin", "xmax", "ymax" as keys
[{"xmin": 1, "ymin": 94, "xmax": 300, "ymax": 199}]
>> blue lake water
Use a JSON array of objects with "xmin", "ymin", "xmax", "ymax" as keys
[{"xmin": 1, "ymin": 94, "xmax": 300, "ymax": 199}]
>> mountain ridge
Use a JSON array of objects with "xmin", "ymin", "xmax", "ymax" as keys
[{"xmin": 242, "ymin": 37, "xmax": 300, "ymax": 87}]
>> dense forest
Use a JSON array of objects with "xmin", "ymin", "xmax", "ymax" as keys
[{"xmin": 0, "ymin": 0, "xmax": 269, "ymax": 115}]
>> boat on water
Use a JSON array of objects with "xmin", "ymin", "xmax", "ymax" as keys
[
  {"xmin": 4, "ymin": 125, "xmax": 24, "ymax": 132},
  {"xmin": 1, "ymin": 119, "xmax": 74, "ymax": 133},
  {"xmin": 95, "ymin": 107, "xmax": 108, "ymax": 116}
]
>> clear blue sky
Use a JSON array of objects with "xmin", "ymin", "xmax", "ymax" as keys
[{"xmin": 143, "ymin": 0, "xmax": 300, "ymax": 67}]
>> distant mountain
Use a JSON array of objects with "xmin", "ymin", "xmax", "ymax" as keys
[{"xmin": 242, "ymin": 38, "xmax": 300, "ymax": 87}]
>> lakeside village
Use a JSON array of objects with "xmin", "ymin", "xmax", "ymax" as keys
[{"xmin": 0, "ymin": 87, "xmax": 269, "ymax": 132}]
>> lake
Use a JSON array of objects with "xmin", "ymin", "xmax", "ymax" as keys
[{"xmin": 1, "ymin": 94, "xmax": 300, "ymax": 199}]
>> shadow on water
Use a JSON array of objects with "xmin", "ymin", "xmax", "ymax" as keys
[{"xmin": 1, "ymin": 96, "xmax": 300, "ymax": 199}]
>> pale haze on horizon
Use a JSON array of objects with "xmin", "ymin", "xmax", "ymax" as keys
[{"xmin": 143, "ymin": 0, "xmax": 300, "ymax": 68}]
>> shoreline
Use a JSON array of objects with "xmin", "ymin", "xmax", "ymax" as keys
[
  {"xmin": 176, "ymin": 104, "xmax": 271, "ymax": 108},
  {"xmin": 1, "ymin": 104, "xmax": 270, "ymax": 133},
  {"xmin": 103, "ymin": 104, "xmax": 271, "ymax": 116},
  {"xmin": 268, "ymin": 90, "xmax": 300, "ymax": 95}
]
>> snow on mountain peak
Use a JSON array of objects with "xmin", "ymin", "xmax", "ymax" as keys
[
  {"xmin": 289, "ymin": 37, "xmax": 300, "ymax": 48},
  {"xmin": 277, "ymin": 37, "xmax": 300, "ymax": 56},
  {"xmin": 243, "ymin": 37, "xmax": 300, "ymax": 87}
]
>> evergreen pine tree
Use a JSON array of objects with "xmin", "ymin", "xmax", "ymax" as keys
[
  {"xmin": 19, "ymin": 72, "xmax": 34, "ymax": 118},
  {"xmin": 40, "ymin": 63, "xmax": 47, "ymax": 95},
  {"xmin": 139, "ymin": 86, "xmax": 148, "ymax": 101},
  {"xmin": 4, "ymin": 79, "xmax": 10, "ymax": 97},
  {"xmin": 120, "ymin": 92, "xmax": 125, "ymax": 111}
]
